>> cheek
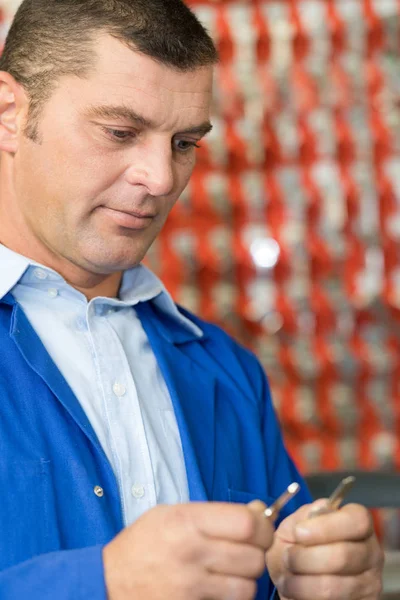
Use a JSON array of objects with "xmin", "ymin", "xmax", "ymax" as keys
[
  {"xmin": 48, "ymin": 144, "xmax": 118, "ymax": 199},
  {"xmin": 175, "ymin": 155, "xmax": 196, "ymax": 190},
  {"xmin": 39, "ymin": 121, "xmax": 124, "ymax": 191},
  {"xmin": 33, "ymin": 148, "xmax": 122, "ymax": 217}
]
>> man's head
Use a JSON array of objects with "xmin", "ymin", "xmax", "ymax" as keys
[{"xmin": 0, "ymin": 0, "xmax": 217, "ymax": 286}]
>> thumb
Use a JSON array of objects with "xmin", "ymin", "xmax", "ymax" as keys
[
  {"xmin": 275, "ymin": 499, "xmax": 329, "ymax": 543},
  {"xmin": 247, "ymin": 500, "xmax": 268, "ymax": 514}
]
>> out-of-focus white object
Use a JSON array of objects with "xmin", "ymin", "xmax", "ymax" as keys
[
  {"xmin": 2, "ymin": 0, "xmax": 21, "ymax": 10},
  {"xmin": 250, "ymin": 237, "xmax": 281, "ymax": 269},
  {"xmin": 2, "ymin": 0, "xmax": 22, "ymax": 20},
  {"xmin": 1, "ymin": 0, "xmax": 22, "ymax": 37}
]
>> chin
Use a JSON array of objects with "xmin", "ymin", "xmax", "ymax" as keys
[
  {"xmin": 85, "ymin": 249, "xmax": 146, "ymax": 273},
  {"xmin": 75, "ymin": 234, "xmax": 149, "ymax": 272}
]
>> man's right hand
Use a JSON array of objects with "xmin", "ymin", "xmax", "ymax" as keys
[{"xmin": 103, "ymin": 501, "xmax": 274, "ymax": 600}]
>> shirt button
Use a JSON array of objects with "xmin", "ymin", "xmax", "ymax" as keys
[
  {"xmin": 94, "ymin": 486, "xmax": 104, "ymax": 498},
  {"xmin": 113, "ymin": 382, "xmax": 126, "ymax": 397},
  {"xmin": 131, "ymin": 483, "xmax": 145, "ymax": 499},
  {"xmin": 76, "ymin": 317, "xmax": 87, "ymax": 331},
  {"xmin": 48, "ymin": 288, "xmax": 59, "ymax": 299},
  {"xmin": 94, "ymin": 304, "xmax": 105, "ymax": 317},
  {"xmin": 34, "ymin": 268, "xmax": 48, "ymax": 280}
]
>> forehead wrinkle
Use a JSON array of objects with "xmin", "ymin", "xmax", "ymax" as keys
[
  {"xmin": 93, "ymin": 80, "xmax": 211, "ymax": 112},
  {"xmin": 96, "ymin": 70, "xmax": 212, "ymax": 96},
  {"xmin": 94, "ymin": 79, "xmax": 162, "ymax": 101}
]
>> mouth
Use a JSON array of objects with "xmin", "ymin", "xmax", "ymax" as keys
[{"xmin": 98, "ymin": 206, "xmax": 155, "ymax": 230}]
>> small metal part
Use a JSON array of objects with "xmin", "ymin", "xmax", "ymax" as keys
[
  {"xmin": 94, "ymin": 485, "xmax": 104, "ymax": 498},
  {"xmin": 327, "ymin": 476, "xmax": 356, "ymax": 509},
  {"xmin": 264, "ymin": 482, "xmax": 300, "ymax": 522},
  {"xmin": 309, "ymin": 476, "xmax": 356, "ymax": 518}
]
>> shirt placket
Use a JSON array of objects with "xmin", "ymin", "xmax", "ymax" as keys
[{"xmin": 87, "ymin": 303, "xmax": 157, "ymax": 526}]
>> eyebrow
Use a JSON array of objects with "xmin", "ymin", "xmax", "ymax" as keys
[{"xmin": 85, "ymin": 104, "xmax": 213, "ymax": 137}]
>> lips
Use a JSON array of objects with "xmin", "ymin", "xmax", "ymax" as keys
[
  {"xmin": 98, "ymin": 206, "xmax": 156, "ymax": 230},
  {"xmin": 106, "ymin": 207, "xmax": 156, "ymax": 219}
]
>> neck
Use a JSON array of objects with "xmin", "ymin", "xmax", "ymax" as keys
[{"xmin": 0, "ymin": 235, "xmax": 123, "ymax": 300}]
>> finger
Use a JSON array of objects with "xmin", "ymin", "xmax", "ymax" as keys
[
  {"xmin": 203, "ymin": 573, "xmax": 257, "ymax": 600},
  {"xmin": 194, "ymin": 503, "xmax": 274, "ymax": 550},
  {"xmin": 277, "ymin": 567, "xmax": 383, "ymax": 600},
  {"xmin": 203, "ymin": 539, "xmax": 267, "ymax": 579},
  {"xmin": 294, "ymin": 504, "xmax": 374, "ymax": 546},
  {"xmin": 247, "ymin": 500, "xmax": 267, "ymax": 513},
  {"xmin": 247, "ymin": 506, "xmax": 276, "ymax": 549},
  {"xmin": 285, "ymin": 536, "xmax": 382, "ymax": 576},
  {"xmin": 275, "ymin": 501, "xmax": 326, "ymax": 544}
]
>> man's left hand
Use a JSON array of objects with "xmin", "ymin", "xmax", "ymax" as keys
[{"xmin": 265, "ymin": 500, "xmax": 384, "ymax": 600}]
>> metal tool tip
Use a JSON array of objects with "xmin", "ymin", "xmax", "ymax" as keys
[
  {"xmin": 288, "ymin": 482, "xmax": 300, "ymax": 494},
  {"xmin": 342, "ymin": 476, "xmax": 356, "ymax": 485}
]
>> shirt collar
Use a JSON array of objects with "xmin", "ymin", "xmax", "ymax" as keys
[{"xmin": 0, "ymin": 243, "xmax": 203, "ymax": 339}]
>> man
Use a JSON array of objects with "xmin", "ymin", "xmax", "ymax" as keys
[{"xmin": 0, "ymin": 1, "xmax": 383, "ymax": 599}]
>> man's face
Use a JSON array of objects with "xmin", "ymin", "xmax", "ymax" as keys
[{"xmin": 13, "ymin": 35, "xmax": 213, "ymax": 274}]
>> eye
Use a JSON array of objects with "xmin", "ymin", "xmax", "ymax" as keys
[
  {"xmin": 102, "ymin": 128, "xmax": 136, "ymax": 142},
  {"xmin": 174, "ymin": 139, "xmax": 201, "ymax": 152}
]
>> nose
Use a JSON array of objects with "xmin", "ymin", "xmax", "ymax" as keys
[{"xmin": 125, "ymin": 139, "xmax": 175, "ymax": 197}]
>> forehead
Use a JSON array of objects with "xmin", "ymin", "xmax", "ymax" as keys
[{"xmin": 76, "ymin": 34, "xmax": 214, "ymax": 130}]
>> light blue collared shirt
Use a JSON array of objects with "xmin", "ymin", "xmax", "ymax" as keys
[{"xmin": 0, "ymin": 243, "xmax": 203, "ymax": 526}]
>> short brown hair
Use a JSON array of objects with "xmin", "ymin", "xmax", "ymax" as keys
[{"xmin": 0, "ymin": 0, "xmax": 218, "ymax": 140}]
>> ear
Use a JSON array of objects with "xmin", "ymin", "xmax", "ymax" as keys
[{"xmin": 0, "ymin": 71, "xmax": 27, "ymax": 154}]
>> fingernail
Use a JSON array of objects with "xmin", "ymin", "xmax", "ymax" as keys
[{"xmin": 295, "ymin": 525, "xmax": 311, "ymax": 541}]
